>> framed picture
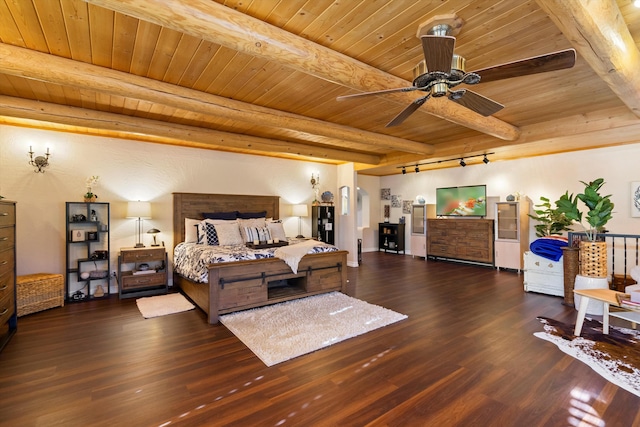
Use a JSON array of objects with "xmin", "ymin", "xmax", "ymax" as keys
[
  {"xmin": 381, "ymin": 188, "xmax": 391, "ymax": 200},
  {"xmin": 402, "ymin": 200, "xmax": 412, "ymax": 214},
  {"xmin": 87, "ymin": 231, "xmax": 98, "ymax": 241},
  {"xmin": 632, "ymin": 182, "xmax": 640, "ymax": 217},
  {"xmin": 391, "ymin": 195, "xmax": 402, "ymax": 208},
  {"xmin": 70, "ymin": 229, "xmax": 85, "ymax": 242}
]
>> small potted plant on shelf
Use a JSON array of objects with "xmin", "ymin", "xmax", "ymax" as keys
[
  {"xmin": 555, "ymin": 178, "xmax": 614, "ymax": 277},
  {"xmin": 84, "ymin": 175, "xmax": 99, "ymax": 202}
]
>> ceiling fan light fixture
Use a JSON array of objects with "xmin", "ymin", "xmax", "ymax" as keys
[
  {"xmin": 483, "ymin": 154, "xmax": 489, "ymax": 164},
  {"xmin": 459, "ymin": 159, "xmax": 466, "ymax": 167}
]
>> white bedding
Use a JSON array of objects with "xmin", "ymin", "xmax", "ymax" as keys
[{"xmin": 174, "ymin": 239, "xmax": 338, "ymax": 283}]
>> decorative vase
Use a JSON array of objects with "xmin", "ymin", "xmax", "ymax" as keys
[
  {"xmin": 579, "ymin": 241, "xmax": 607, "ymax": 278},
  {"xmin": 321, "ymin": 191, "xmax": 334, "ymax": 204},
  {"xmin": 84, "ymin": 196, "xmax": 96, "ymax": 202}
]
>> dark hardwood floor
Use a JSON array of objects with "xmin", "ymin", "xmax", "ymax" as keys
[{"xmin": 2, "ymin": 252, "xmax": 639, "ymax": 426}]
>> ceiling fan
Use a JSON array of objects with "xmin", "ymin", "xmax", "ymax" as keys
[{"xmin": 336, "ymin": 20, "xmax": 576, "ymax": 127}]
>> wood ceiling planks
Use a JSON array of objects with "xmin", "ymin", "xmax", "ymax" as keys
[{"xmin": 0, "ymin": 0, "xmax": 638, "ymax": 174}]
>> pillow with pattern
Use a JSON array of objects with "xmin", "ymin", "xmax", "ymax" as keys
[{"xmin": 244, "ymin": 226, "xmax": 271, "ymax": 243}]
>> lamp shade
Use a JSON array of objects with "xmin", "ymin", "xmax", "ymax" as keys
[
  {"xmin": 291, "ymin": 204, "xmax": 308, "ymax": 217},
  {"xmin": 126, "ymin": 201, "xmax": 151, "ymax": 219}
]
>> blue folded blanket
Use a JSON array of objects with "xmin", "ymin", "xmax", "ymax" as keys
[{"xmin": 530, "ymin": 238, "xmax": 568, "ymax": 262}]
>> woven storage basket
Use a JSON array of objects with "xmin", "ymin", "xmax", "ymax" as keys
[
  {"xmin": 579, "ymin": 241, "xmax": 607, "ymax": 278},
  {"xmin": 17, "ymin": 273, "xmax": 64, "ymax": 317}
]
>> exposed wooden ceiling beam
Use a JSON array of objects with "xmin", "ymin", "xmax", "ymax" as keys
[
  {"xmin": 0, "ymin": 42, "xmax": 432, "ymax": 156},
  {"xmin": 360, "ymin": 105, "xmax": 640, "ymax": 175},
  {"xmin": 536, "ymin": 0, "xmax": 640, "ymax": 117},
  {"xmin": 0, "ymin": 95, "xmax": 381, "ymax": 164},
  {"xmin": 85, "ymin": 0, "xmax": 521, "ymax": 142}
]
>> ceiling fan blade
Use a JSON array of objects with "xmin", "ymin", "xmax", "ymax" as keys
[
  {"xmin": 386, "ymin": 95, "xmax": 430, "ymax": 127},
  {"xmin": 336, "ymin": 86, "xmax": 420, "ymax": 101},
  {"xmin": 420, "ymin": 35, "xmax": 456, "ymax": 73},
  {"xmin": 472, "ymin": 49, "xmax": 576, "ymax": 83},
  {"xmin": 449, "ymin": 89, "xmax": 504, "ymax": 116}
]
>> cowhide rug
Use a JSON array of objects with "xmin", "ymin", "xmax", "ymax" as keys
[{"xmin": 535, "ymin": 317, "xmax": 640, "ymax": 397}]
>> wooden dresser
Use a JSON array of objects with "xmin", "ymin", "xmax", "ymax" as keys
[
  {"xmin": 0, "ymin": 200, "xmax": 17, "ymax": 352},
  {"xmin": 427, "ymin": 218, "xmax": 494, "ymax": 266}
]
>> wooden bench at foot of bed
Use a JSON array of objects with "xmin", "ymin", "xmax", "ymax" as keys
[{"xmin": 174, "ymin": 250, "xmax": 348, "ymax": 324}]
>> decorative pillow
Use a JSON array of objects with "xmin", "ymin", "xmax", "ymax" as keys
[
  {"xmin": 238, "ymin": 211, "xmax": 267, "ymax": 219},
  {"xmin": 202, "ymin": 211, "xmax": 238, "ymax": 220},
  {"xmin": 237, "ymin": 217, "xmax": 266, "ymax": 230},
  {"xmin": 244, "ymin": 226, "xmax": 271, "ymax": 242},
  {"xmin": 202, "ymin": 223, "xmax": 219, "ymax": 245},
  {"xmin": 185, "ymin": 218, "xmax": 200, "ymax": 243},
  {"xmin": 267, "ymin": 221, "xmax": 287, "ymax": 241},
  {"xmin": 213, "ymin": 221, "xmax": 244, "ymax": 246}
]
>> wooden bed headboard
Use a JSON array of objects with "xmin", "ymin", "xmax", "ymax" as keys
[{"xmin": 172, "ymin": 193, "xmax": 280, "ymax": 248}]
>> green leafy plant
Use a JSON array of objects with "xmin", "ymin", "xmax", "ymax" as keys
[
  {"xmin": 528, "ymin": 196, "xmax": 574, "ymax": 237},
  {"xmin": 555, "ymin": 178, "xmax": 614, "ymax": 241}
]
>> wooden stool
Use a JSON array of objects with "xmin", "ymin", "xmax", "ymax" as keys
[{"xmin": 17, "ymin": 273, "xmax": 64, "ymax": 317}]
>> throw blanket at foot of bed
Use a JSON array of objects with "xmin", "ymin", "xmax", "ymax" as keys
[{"xmin": 275, "ymin": 239, "xmax": 330, "ymax": 274}]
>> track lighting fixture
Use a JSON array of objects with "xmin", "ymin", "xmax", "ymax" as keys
[{"xmin": 397, "ymin": 152, "xmax": 494, "ymax": 174}]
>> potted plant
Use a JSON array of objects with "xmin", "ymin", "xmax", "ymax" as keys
[
  {"xmin": 528, "ymin": 196, "xmax": 574, "ymax": 237},
  {"xmin": 555, "ymin": 178, "xmax": 614, "ymax": 277},
  {"xmin": 84, "ymin": 175, "xmax": 99, "ymax": 202}
]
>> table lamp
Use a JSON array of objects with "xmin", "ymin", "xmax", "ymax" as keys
[
  {"xmin": 147, "ymin": 228, "xmax": 161, "ymax": 247},
  {"xmin": 126, "ymin": 201, "xmax": 151, "ymax": 247}
]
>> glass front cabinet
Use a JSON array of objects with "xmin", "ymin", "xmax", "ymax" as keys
[{"xmin": 494, "ymin": 200, "xmax": 530, "ymax": 271}]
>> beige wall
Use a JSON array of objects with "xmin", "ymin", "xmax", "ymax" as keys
[
  {"xmin": 0, "ymin": 124, "xmax": 338, "ymax": 282},
  {"xmin": 379, "ymin": 143, "xmax": 640, "ymax": 254}
]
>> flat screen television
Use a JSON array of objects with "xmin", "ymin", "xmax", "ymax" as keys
[{"xmin": 436, "ymin": 185, "xmax": 487, "ymax": 217}]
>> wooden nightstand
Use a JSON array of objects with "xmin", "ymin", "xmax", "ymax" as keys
[{"xmin": 118, "ymin": 247, "xmax": 168, "ymax": 299}]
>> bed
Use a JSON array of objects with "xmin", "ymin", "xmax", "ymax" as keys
[{"xmin": 172, "ymin": 192, "xmax": 349, "ymax": 324}]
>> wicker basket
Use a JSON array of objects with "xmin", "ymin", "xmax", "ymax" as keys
[
  {"xmin": 579, "ymin": 241, "xmax": 607, "ymax": 278},
  {"xmin": 17, "ymin": 273, "xmax": 64, "ymax": 317}
]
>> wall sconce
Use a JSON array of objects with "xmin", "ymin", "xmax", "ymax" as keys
[
  {"xmin": 291, "ymin": 204, "xmax": 309, "ymax": 238},
  {"xmin": 29, "ymin": 146, "xmax": 50, "ymax": 173},
  {"xmin": 147, "ymin": 228, "xmax": 161, "ymax": 247},
  {"xmin": 126, "ymin": 201, "xmax": 152, "ymax": 247}
]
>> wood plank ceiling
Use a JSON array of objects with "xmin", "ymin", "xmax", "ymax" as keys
[{"xmin": 0, "ymin": 0, "xmax": 639, "ymax": 176}]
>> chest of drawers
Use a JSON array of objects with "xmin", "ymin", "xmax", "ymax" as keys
[{"xmin": 0, "ymin": 200, "xmax": 17, "ymax": 352}]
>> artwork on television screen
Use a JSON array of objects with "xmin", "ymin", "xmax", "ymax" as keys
[{"xmin": 436, "ymin": 185, "xmax": 487, "ymax": 216}]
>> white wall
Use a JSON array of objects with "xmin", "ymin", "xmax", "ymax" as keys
[
  {"xmin": 376, "ymin": 144, "xmax": 640, "ymax": 254},
  {"xmin": 0, "ymin": 124, "xmax": 339, "ymax": 281}
]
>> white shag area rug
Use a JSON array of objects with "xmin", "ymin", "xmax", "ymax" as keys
[
  {"xmin": 220, "ymin": 292, "xmax": 407, "ymax": 366},
  {"xmin": 136, "ymin": 293, "xmax": 195, "ymax": 318}
]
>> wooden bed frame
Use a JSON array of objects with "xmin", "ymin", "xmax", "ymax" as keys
[{"xmin": 172, "ymin": 193, "xmax": 349, "ymax": 324}]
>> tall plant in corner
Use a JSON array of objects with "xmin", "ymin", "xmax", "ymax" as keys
[{"xmin": 555, "ymin": 178, "xmax": 614, "ymax": 241}]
